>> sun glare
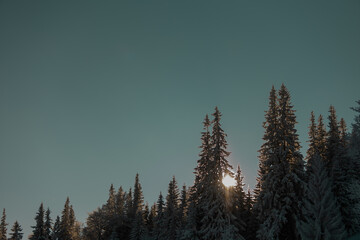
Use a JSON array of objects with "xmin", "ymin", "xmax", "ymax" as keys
[{"xmin": 222, "ymin": 174, "xmax": 236, "ymax": 188}]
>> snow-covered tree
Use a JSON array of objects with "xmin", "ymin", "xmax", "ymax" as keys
[
  {"xmin": 160, "ymin": 176, "xmax": 180, "ymax": 240},
  {"xmin": 232, "ymin": 166, "xmax": 246, "ymax": 235},
  {"xmin": 178, "ymin": 184, "xmax": 188, "ymax": 231},
  {"xmin": 9, "ymin": 221, "xmax": 23, "ymax": 240},
  {"xmin": 199, "ymin": 107, "xmax": 242, "ymax": 240},
  {"xmin": 254, "ymin": 86, "xmax": 278, "ymax": 199},
  {"xmin": 180, "ymin": 199, "xmax": 199, "ymax": 240},
  {"xmin": 299, "ymin": 154, "xmax": 347, "ymax": 240},
  {"xmin": 256, "ymin": 84, "xmax": 306, "ymax": 240}
]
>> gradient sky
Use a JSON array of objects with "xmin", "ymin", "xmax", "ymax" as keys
[{"xmin": 1, "ymin": 0, "xmax": 359, "ymax": 237}]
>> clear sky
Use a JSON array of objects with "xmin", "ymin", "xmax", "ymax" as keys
[{"xmin": 0, "ymin": 0, "xmax": 359, "ymax": 237}]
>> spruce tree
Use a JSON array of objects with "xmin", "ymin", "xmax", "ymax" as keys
[
  {"xmin": 253, "ymin": 86, "xmax": 278, "ymax": 239},
  {"xmin": 350, "ymin": 100, "xmax": 360, "ymax": 170},
  {"xmin": 199, "ymin": 107, "xmax": 241, "ymax": 240},
  {"xmin": 147, "ymin": 203, "xmax": 156, "ymax": 237},
  {"xmin": 316, "ymin": 114, "xmax": 327, "ymax": 161},
  {"xmin": 104, "ymin": 184, "xmax": 116, "ymax": 239},
  {"xmin": 132, "ymin": 174, "xmax": 144, "ymax": 217},
  {"xmin": 44, "ymin": 208, "xmax": 52, "ymax": 240},
  {"xmin": 306, "ymin": 111, "xmax": 318, "ymax": 166},
  {"xmin": 9, "ymin": 221, "xmax": 23, "ymax": 240},
  {"xmin": 348, "ymin": 100, "xmax": 360, "ymax": 235},
  {"xmin": 256, "ymin": 84, "xmax": 305, "ymax": 240},
  {"xmin": 243, "ymin": 189, "xmax": 257, "ymax": 240},
  {"xmin": 154, "ymin": 192, "xmax": 165, "ymax": 240},
  {"xmin": 161, "ymin": 176, "xmax": 180, "ymax": 240},
  {"xmin": 115, "ymin": 186, "xmax": 125, "ymax": 224},
  {"xmin": 143, "ymin": 202, "xmax": 150, "ymax": 235},
  {"xmin": 31, "ymin": 203, "xmax": 46, "ymax": 240},
  {"xmin": 59, "ymin": 197, "xmax": 72, "ymax": 240},
  {"xmin": 326, "ymin": 106, "xmax": 356, "ymax": 235},
  {"xmin": 123, "ymin": 188, "xmax": 133, "ymax": 238},
  {"xmin": 130, "ymin": 174, "xmax": 145, "ymax": 240},
  {"xmin": 232, "ymin": 165, "xmax": 246, "ymax": 235},
  {"xmin": 0, "ymin": 209, "xmax": 7, "ymax": 240},
  {"xmin": 299, "ymin": 154, "xmax": 347, "ymax": 240},
  {"xmin": 180, "ymin": 200, "xmax": 199, "ymax": 240},
  {"xmin": 191, "ymin": 114, "xmax": 212, "ymax": 238},
  {"xmin": 327, "ymin": 105, "xmax": 342, "ymax": 175},
  {"xmin": 178, "ymin": 184, "xmax": 188, "ymax": 230},
  {"xmin": 51, "ymin": 216, "xmax": 61, "ymax": 240},
  {"xmin": 255, "ymin": 86, "xmax": 278, "ymax": 198}
]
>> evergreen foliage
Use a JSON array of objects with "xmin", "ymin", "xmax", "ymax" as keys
[
  {"xmin": 51, "ymin": 216, "xmax": 61, "ymax": 240},
  {"xmin": 0, "ymin": 209, "xmax": 7, "ymax": 240},
  {"xmin": 13, "ymin": 86, "xmax": 360, "ymax": 240},
  {"xmin": 44, "ymin": 208, "xmax": 52, "ymax": 240},
  {"xmin": 198, "ymin": 107, "xmax": 241, "ymax": 240},
  {"xmin": 299, "ymin": 154, "xmax": 347, "ymax": 240},
  {"xmin": 30, "ymin": 203, "xmax": 46, "ymax": 240},
  {"xmin": 9, "ymin": 221, "xmax": 23, "ymax": 240},
  {"xmin": 256, "ymin": 84, "xmax": 306, "ymax": 240},
  {"xmin": 161, "ymin": 176, "xmax": 180, "ymax": 240}
]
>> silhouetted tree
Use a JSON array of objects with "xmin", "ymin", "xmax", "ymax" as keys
[{"xmin": 9, "ymin": 221, "xmax": 23, "ymax": 240}]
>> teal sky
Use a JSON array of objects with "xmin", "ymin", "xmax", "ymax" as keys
[{"xmin": 1, "ymin": 0, "xmax": 359, "ymax": 237}]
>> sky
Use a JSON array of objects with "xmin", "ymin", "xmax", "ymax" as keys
[{"xmin": 0, "ymin": 0, "xmax": 359, "ymax": 237}]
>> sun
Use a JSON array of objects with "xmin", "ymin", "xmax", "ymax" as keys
[{"xmin": 222, "ymin": 174, "xmax": 236, "ymax": 188}]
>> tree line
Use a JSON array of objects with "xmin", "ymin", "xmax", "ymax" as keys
[{"xmin": 1, "ymin": 84, "xmax": 359, "ymax": 240}]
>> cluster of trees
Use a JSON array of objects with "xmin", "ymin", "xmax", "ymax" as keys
[
  {"xmin": 1, "ymin": 84, "xmax": 360, "ymax": 240},
  {"xmin": 1, "ymin": 209, "xmax": 23, "ymax": 240}
]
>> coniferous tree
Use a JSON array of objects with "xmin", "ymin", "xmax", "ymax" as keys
[
  {"xmin": 254, "ymin": 86, "xmax": 278, "ymax": 199},
  {"xmin": 243, "ymin": 189, "xmax": 257, "ymax": 240},
  {"xmin": 123, "ymin": 188, "xmax": 133, "ymax": 239},
  {"xmin": 9, "ymin": 221, "xmax": 23, "ymax": 240},
  {"xmin": 191, "ymin": 114, "xmax": 212, "ymax": 238},
  {"xmin": 180, "ymin": 200, "xmax": 199, "ymax": 240},
  {"xmin": 143, "ymin": 202, "xmax": 150, "ymax": 236},
  {"xmin": 232, "ymin": 166, "xmax": 246, "ymax": 235},
  {"xmin": 31, "ymin": 203, "xmax": 46, "ymax": 240},
  {"xmin": 130, "ymin": 174, "xmax": 145, "ymax": 240},
  {"xmin": 178, "ymin": 185, "xmax": 188, "ymax": 231},
  {"xmin": 44, "ymin": 208, "xmax": 52, "ymax": 240},
  {"xmin": 153, "ymin": 192, "xmax": 165, "ymax": 240},
  {"xmin": 327, "ymin": 106, "xmax": 342, "ymax": 175},
  {"xmin": 0, "ymin": 209, "xmax": 7, "ymax": 240},
  {"xmin": 199, "ymin": 107, "xmax": 241, "ymax": 240},
  {"xmin": 161, "ymin": 176, "xmax": 180, "ymax": 240},
  {"xmin": 350, "ymin": 100, "xmax": 360, "ymax": 169},
  {"xmin": 306, "ymin": 112, "xmax": 318, "ymax": 166},
  {"xmin": 317, "ymin": 115, "xmax": 328, "ymax": 161},
  {"xmin": 84, "ymin": 208, "xmax": 106, "ymax": 240},
  {"xmin": 348, "ymin": 100, "xmax": 360, "ymax": 235},
  {"xmin": 256, "ymin": 84, "xmax": 306, "ymax": 240},
  {"xmin": 104, "ymin": 184, "xmax": 116, "ymax": 239},
  {"xmin": 51, "ymin": 216, "xmax": 61, "ymax": 240},
  {"xmin": 326, "ymin": 106, "xmax": 355, "ymax": 236},
  {"xmin": 299, "ymin": 154, "xmax": 347, "ymax": 240},
  {"xmin": 115, "ymin": 186, "xmax": 125, "ymax": 228},
  {"xmin": 147, "ymin": 203, "xmax": 156, "ymax": 237},
  {"xmin": 59, "ymin": 197, "xmax": 72, "ymax": 240},
  {"xmin": 253, "ymin": 86, "xmax": 278, "ymax": 238}
]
